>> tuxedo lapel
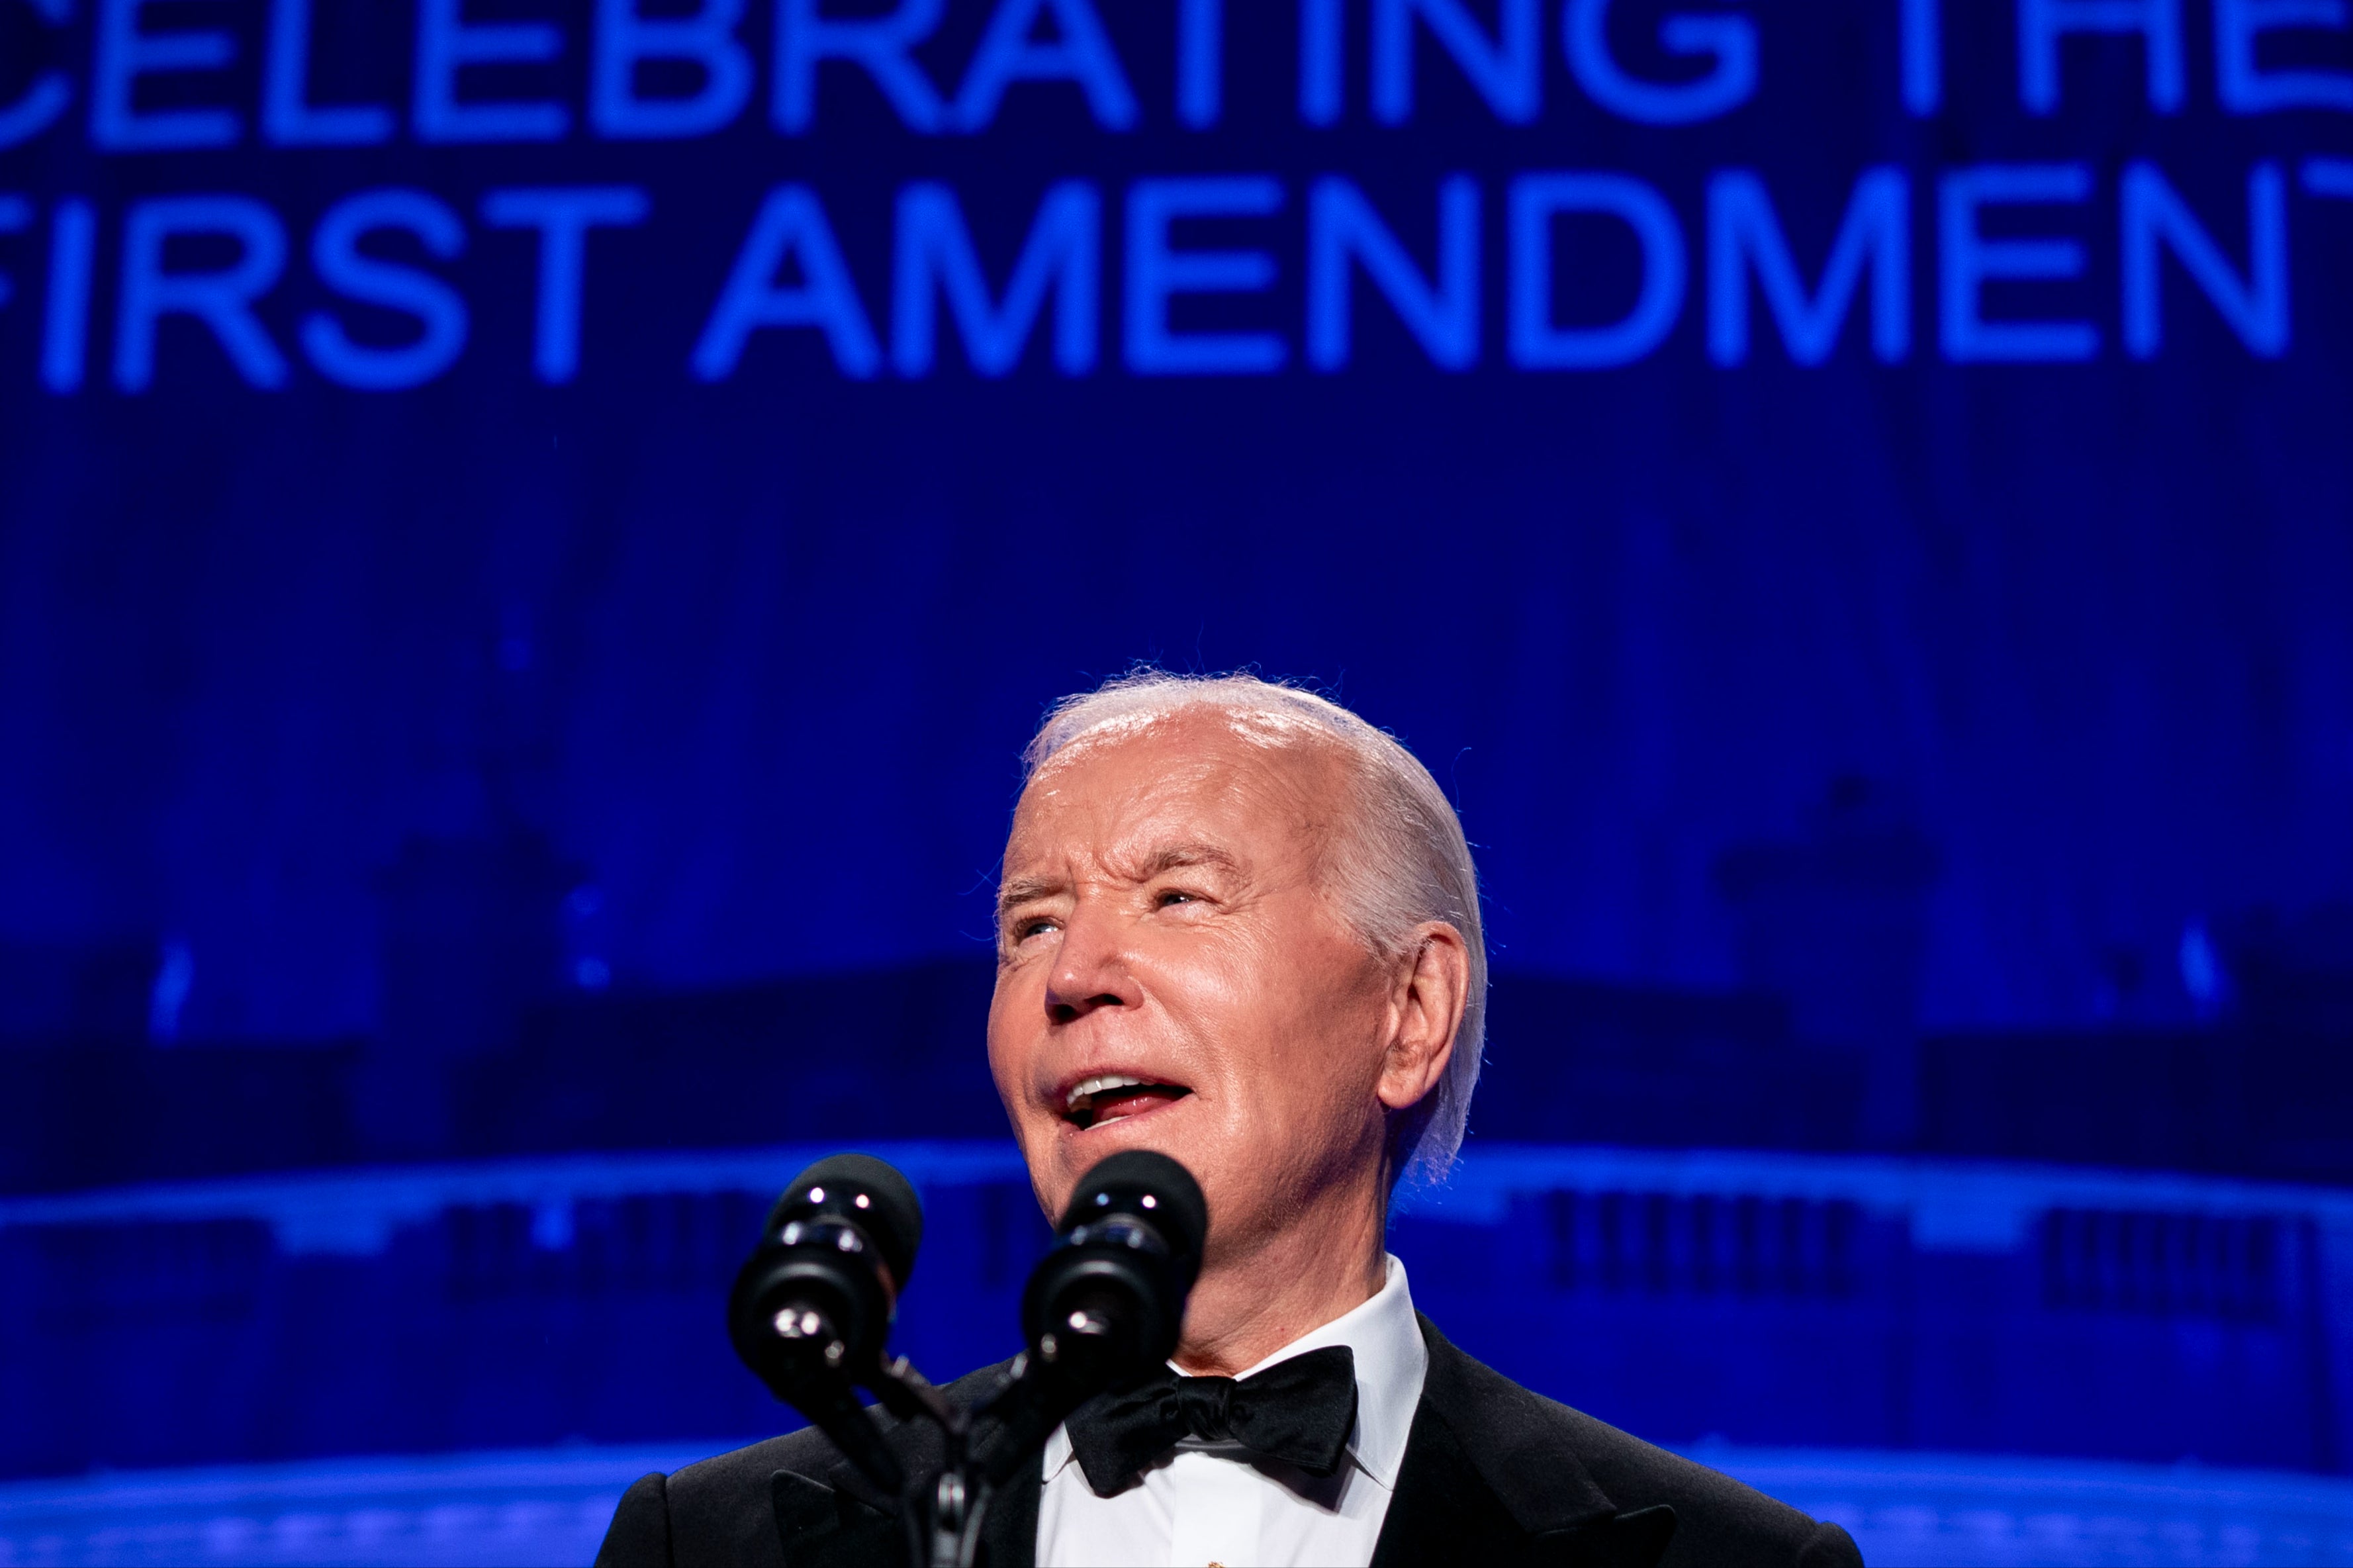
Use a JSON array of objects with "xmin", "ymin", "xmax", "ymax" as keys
[
  {"xmin": 769, "ymin": 1360, "xmax": 1041, "ymax": 1568},
  {"xmin": 976, "ymin": 1451, "xmax": 1040, "ymax": 1568},
  {"xmin": 768, "ymin": 1452, "xmax": 1040, "ymax": 1568},
  {"xmin": 1369, "ymin": 1389, "xmax": 1544, "ymax": 1567},
  {"xmin": 1533, "ymin": 1504, "xmax": 1680, "ymax": 1568},
  {"xmin": 1372, "ymin": 1316, "xmax": 1677, "ymax": 1568},
  {"xmin": 770, "ymin": 1469, "xmax": 898, "ymax": 1568}
]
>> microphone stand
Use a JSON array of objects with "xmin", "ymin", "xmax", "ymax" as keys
[
  {"xmin": 865, "ymin": 1354, "xmax": 994, "ymax": 1568},
  {"xmin": 864, "ymin": 1340, "xmax": 1104, "ymax": 1568}
]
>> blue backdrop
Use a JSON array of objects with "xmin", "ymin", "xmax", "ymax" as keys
[{"xmin": 3, "ymin": 0, "xmax": 2349, "ymax": 1049}]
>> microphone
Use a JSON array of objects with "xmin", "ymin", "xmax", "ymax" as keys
[
  {"xmin": 728, "ymin": 1153, "xmax": 925, "ymax": 1493},
  {"xmin": 1024, "ymin": 1149, "xmax": 1207, "ymax": 1378},
  {"xmin": 974, "ymin": 1149, "xmax": 1207, "ymax": 1485}
]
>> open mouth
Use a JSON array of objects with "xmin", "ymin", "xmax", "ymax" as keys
[{"xmin": 1062, "ymin": 1074, "xmax": 1192, "ymax": 1131}]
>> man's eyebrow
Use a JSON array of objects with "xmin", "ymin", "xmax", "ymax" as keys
[
  {"xmin": 995, "ymin": 845, "xmax": 1240, "ymax": 915},
  {"xmin": 1132, "ymin": 843, "xmax": 1241, "ymax": 879},
  {"xmin": 997, "ymin": 876, "xmax": 1063, "ymax": 917}
]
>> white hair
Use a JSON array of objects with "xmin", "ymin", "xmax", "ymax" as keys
[{"xmin": 1019, "ymin": 670, "xmax": 1486, "ymax": 1183}]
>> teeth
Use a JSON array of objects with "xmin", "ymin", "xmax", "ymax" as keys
[{"xmin": 1067, "ymin": 1074, "xmax": 1153, "ymax": 1111}]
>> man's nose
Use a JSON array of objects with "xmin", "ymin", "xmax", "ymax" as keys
[{"xmin": 1043, "ymin": 905, "xmax": 1136, "ymax": 1025}]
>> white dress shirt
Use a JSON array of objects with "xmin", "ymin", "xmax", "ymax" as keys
[{"xmin": 1035, "ymin": 1254, "xmax": 1428, "ymax": 1568}]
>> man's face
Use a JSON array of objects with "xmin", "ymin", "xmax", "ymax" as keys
[{"xmin": 988, "ymin": 714, "xmax": 1400, "ymax": 1264}]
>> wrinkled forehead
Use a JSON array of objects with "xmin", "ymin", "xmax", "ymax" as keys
[{"xmin": 1007, "ymin": 706, "xmax": 1357, "ymax": 870}]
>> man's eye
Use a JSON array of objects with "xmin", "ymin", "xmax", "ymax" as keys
[
  {"xmin": 1156, "ymin": 890, "xmax": 1195, "ymax": 907},
  {"xmin": 1015, "ymin": 918, "xmax": 1058, "ymax": 941}
]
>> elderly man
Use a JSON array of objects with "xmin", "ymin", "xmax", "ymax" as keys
[{"xmin": 598, "ymin": 672, "xmax": 1863, "ymax": 1568}]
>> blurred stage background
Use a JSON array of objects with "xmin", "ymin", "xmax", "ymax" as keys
[{"xmin": 3, "ymin": 0, "xmax": 2352, "ymax": 1561}]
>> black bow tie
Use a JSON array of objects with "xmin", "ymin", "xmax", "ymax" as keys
[{"xmin": 1062, "ymin": 1344, "xmax": 1360, "ymax": 1497}]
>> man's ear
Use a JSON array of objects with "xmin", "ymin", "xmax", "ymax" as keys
[{"xmin": 1376, "ymin": 922, "xmax": 1470, "ymax": 1114}]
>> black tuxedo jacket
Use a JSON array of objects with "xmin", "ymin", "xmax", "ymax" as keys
[{"xmin": 596, "ymin": 1316, "xmax": 1863, "ymax": 1568}]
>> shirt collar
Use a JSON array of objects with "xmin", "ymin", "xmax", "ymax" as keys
[{"xmin": 1040, "ymin": 1252, "xmax": 1427, "ymax": 1493}]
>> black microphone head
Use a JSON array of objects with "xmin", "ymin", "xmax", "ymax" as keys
[
  {"xmin": 1059, "ymin": 1149, "xmax": 1207, "ymax": 1271},
  {"xmin": 764, "ymin": 1153, "xmax": 924, "ymax": 1291}
]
